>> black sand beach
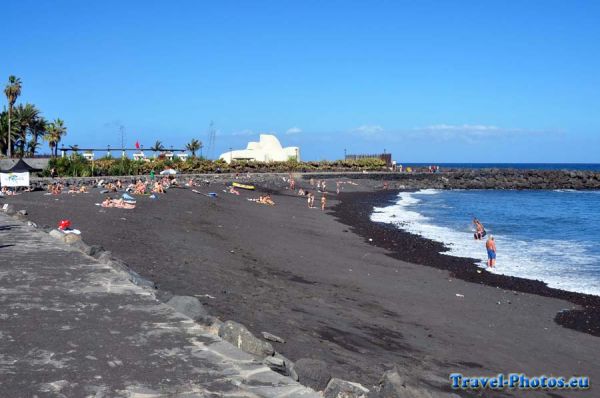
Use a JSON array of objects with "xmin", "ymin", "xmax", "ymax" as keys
[{"xmin": 4, "ymin": 178, "xmax": 599, "ymax": 397}]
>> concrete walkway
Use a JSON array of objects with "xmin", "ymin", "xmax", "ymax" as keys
[{"xmin": 0, "ymin": 213, "xmax": 317, "ymax": 397}]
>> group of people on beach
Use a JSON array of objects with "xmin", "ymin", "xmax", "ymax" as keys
[
  {"xmin": 300, "ymin": 177, "xmax": 330, "ymax": 210},
  {"xmin": 473, "ymin": 218, "xmax": 496, "ymax": 268},
  {"xmin": 1, "ymin": 186, "xmax": 21, "ymax": 196}
]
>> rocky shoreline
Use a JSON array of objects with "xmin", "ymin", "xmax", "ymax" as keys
[
  {"xmin": 308, "ymin": 169, "xmax": 600, "ymax": 190},
  {"xmin": 22, "ymin": 168, "xmax": 600, "ymax": 192}
]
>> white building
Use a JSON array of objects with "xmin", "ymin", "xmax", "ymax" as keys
[{"xmin": 219, "ymin": 134, "xmax": 300, "ymax": 164}]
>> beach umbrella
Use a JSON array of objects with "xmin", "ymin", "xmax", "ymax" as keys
[{"xmin": 160, "ymin": 168, "xmax": 177, "ymax": 175}]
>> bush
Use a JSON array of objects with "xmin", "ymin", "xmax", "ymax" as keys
[{"xmin": 44, "ymin": 156, "xmax": 389, "ymax": 177}]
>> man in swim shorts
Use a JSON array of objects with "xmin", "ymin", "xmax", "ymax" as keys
[{"xmin": 486, "ymin": 235, "xmax": 496, "ymax": 268}]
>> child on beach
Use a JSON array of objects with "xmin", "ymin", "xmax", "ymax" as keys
[
  {"xmin": 321, "ymin": 194, "xmax": 326, "ymax": 211},
  {"xmin": 307, "ymin": 192, "xmax": 315, "ymax": 208},
  {"xmin": 486, "ymin": 236, "xmax": 496, "ymax": 268}
]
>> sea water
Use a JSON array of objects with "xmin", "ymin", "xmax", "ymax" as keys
[
  {"xmin": 371, "ymin": 189, "xmax": 600, "ymax": 296},
  {"xmin": 403, "ymin": 163, "xmax": 600, "ymax": 171}
]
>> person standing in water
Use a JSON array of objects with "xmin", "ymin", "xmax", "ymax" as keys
[
  {"xmin": 486, "ymin": 235, "xmax": 496, "ymax": 268},
  {"xmin": 473, "ymin": 218, "xmax": 486, "ymax": 240}
]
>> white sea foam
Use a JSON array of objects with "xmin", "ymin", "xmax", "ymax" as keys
[{"xmin": 371, "ymin": 190, "xmax": 600, "ymax": 296}]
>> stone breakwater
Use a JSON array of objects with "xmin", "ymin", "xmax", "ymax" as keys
[
  {"xmin": 308, "ymin": 169, "xmax": 600, "ymax": 190},
  {"xmin": 27, "ymin": 169, "xmax": 600, "ymax": 191}
]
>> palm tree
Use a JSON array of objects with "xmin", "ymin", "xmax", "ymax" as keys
[
  {"xmin": 29, "ymin": 116, "xmax": 47, "ymax": 156},
  {"xmin": 69, "ymin": 144, "xmax": 80, "ymax": 159},
  {"xmin": 4, "ymin": 75, "xmax": 22, "ymax": 158},
  {"xmin": 185, "ymin": 138, "xmax": 202, "ymax": 158},
  {"xmin": 0, "ymin": 109, "xmax": 18, "ymax": 156},
  {"xmin": 26, "ymin": 140, "xmax": 40, "ymax": 157},
  {"xmin": 44, "ymin": 118, "xmax": 67, "ymax": 157},
  {"xmin": 150, "ymin": 140, "xmax": 164, "ymax": 152},
  {"xmin": 13, "ymin": 103, "xmax": 40, "ymax": 157}
]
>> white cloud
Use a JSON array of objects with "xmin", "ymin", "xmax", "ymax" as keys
[
  {"xmin": 421, "ymin": 124, "xmax": 501, "ymax": 132},
  {"xmin": 286, "ymin": 127, "xmax": 302, "ymax": 135},
  {"xmin": 231, "ymin": 129, "xmax": 255, "ymax": 136},
  {"xmin": 412, "ymin": 124, "xmax": 526, "ymax": 141},
  {"xmin": 353, "ymin": 125, "xmax": 384, "ymax": 136}
]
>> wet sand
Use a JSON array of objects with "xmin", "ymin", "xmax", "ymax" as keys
[{"xmin": 4, "ymin": 179, "xmax": 599, "ymax": 397}]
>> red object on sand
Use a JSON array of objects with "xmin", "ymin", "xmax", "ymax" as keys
[
  {"xmin": 58, "ymin": 220, "xmax": 71, "ymax": 230},
  {"xmin": 135, "ymin": 140, "xmax": 140, "ymax": 149}
]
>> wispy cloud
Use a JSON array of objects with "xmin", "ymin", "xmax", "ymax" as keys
[
  {"xmin": 410, "ymin": 123, "xmax": 549, "ymax": 142},
  {"xmin": 420, "ymin": 124, "xmax": 501, "ymax": 133},
  {"xmin": 231, "ymin": 129, "xmax": 255, "ymax": 137},
  {"xmin": 353, "ymin": 124, "xmax": 384, "ymax": 136},
  {"xmin": 286, "ymin": 127, "xmax": 302, "ymax": 135}
]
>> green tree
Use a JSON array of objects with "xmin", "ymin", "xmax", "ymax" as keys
[
  {"xmin": 44, "ymin": 118, "xmax": 67, "ymax": 157},
  {"xmin": 13, "ymin": 103, "xmax": 41, "ymax": 157},
  {"xmin": 4, "ymin": 75, "xmax": 22, "ymax": 157},
  {"xmin": 185, "ymin": 138, "xmax": 202, "ymax": 157},
  {"xmin": 150, "ymin": 140, "xmax": 164, "ymax": 153},
  {"xmin": 26, "ymin": 140, "xmax": 41, "ymax": 157},
  {"xmin": 0, "ymin": 109, "xmax": 18, "ymax": 156},
  {"xmin": 29, "ymin": 116, "xmax": 47, "ymax": 156}
]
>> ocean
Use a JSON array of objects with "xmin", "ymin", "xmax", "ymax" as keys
[
  {"xmin": 404, "ymin": 163, "xmax": 600, "ymax": 171},
  {"xmin": 371, "ymin": 189, "xmax": 600, "ymax": 296}
]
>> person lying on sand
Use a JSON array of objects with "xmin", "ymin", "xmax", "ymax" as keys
[
  {"xmin": 253, "ymin": 194, "xmax": 275, "ymax": 205},
  {"xmin": 185, "ymin": 178, "xmax": 195, "ymax": 187},
  {"xmin": 228, "ymin": 186, "xmax": 240, "ymax": 195},
  {"xmin": 101, "ymin": 197, "xmax": 136, "ymax": 209},
  {"xmin": 79, "ymin": 185, "xmax": 89, "ymax": 193}
]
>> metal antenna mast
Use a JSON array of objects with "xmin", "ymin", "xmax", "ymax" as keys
[
  {"xmin": 207, "ymin": 121, "xmax": 216, "ymax": 159},
  {"xmin": 119, "ymin": 125, "xmax": 126, "ymax": 158}
]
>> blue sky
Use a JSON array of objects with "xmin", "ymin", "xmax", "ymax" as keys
[{"xmin": 2, "ymin": 0, "xmax": 599, "ymax": 162}]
